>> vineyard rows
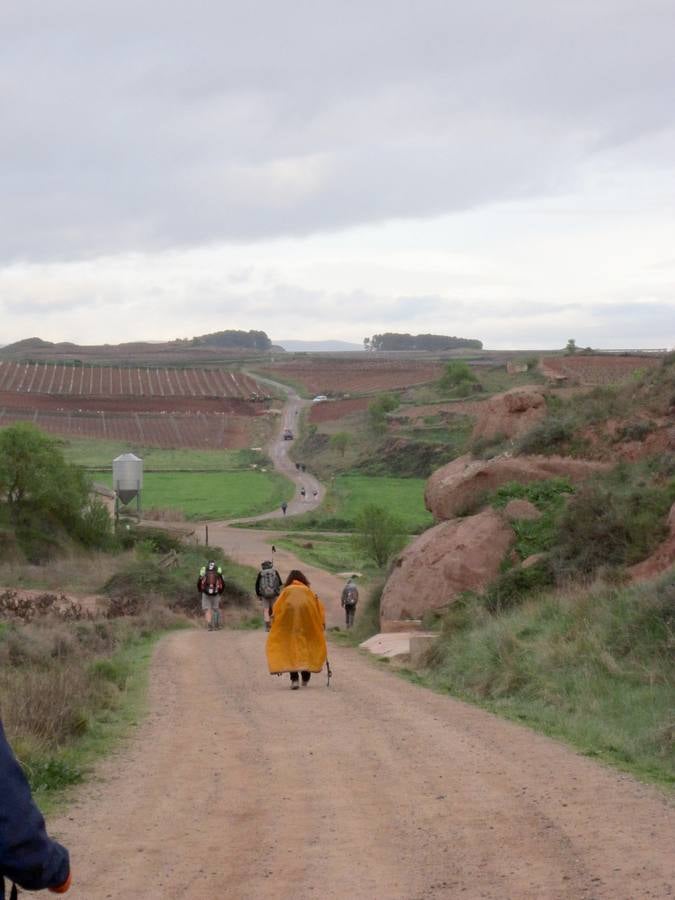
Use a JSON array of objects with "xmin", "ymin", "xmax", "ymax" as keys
[
  {"xmin": 0, "ymin": 362, "xmax": 266, "ymax": 400},
  {"xmin": 541, "ymin": 355, "xmax": 661, "ymax": 385},
  {"xmin": 0, "ymin": 408, "xmax": 257, "ymax": 449}
]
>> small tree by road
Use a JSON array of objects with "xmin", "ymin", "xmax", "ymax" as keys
[
  {"xmin": 352, "ymin": 503, "xmax": 406, "ymax": 568},
  {"xmin": 330, "ymin": 432, "xmax": 350, "ymax": 457}
]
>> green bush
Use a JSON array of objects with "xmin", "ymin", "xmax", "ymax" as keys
[
  {"xmin": 517, "ymin": 417, "xmax": 573, "ymax": 454},
  {"xmin": 552, "ymin": 477, "xmax": 675, "ymax": 579},
  {"xmin": 438, "ymin": 361, "xmax": 478, "ymax": 392},
  {"xmin": 352, "ymin": 504, "xmax": 406, "ymax": 567}
]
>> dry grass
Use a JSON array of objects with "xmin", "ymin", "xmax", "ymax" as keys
[{"xmin": 0, "ymin": 550, "xmax": 131, "ymax": 594}]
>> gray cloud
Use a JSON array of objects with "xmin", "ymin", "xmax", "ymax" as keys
[{"xmin": 1, "ymin": 0, "xmax": 674, "ymax": 262}]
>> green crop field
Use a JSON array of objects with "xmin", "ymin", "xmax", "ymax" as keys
[
  {"xmin": 98, "ymin": 470, "xmax": 293, "ymax": 520},
  {"xmin": 61, "ymin": 437, "xmax": 263, "ymax": 471},
  {"xmin": 330, "ymin": 474, "xmax": 433, "ymax": 531},
  {"xmin": 241, "ymin": 473, "xmax": 433, "ymax": 533}
]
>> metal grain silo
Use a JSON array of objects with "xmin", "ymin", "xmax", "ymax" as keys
[{"xmin": 112, "ymin": 453, "xmax": 143, "ymax": 507}]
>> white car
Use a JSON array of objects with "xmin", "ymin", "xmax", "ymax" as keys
[{"xmin": 312, "ymin": 395, "xmax": 328, "ymax": 403}]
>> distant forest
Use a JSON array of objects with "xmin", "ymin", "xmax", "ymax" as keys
[
  {"xmin": 190, "ymin": 329, "xmax": 272, "ymax": 350},
  {"xmin": 364, "ymin": 333, "xmax": 483, "ymax": 351}
]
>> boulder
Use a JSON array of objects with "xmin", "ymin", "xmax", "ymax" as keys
[
  {"xmin": 380, "ymin": 508, "xmax": 514, "ymax": 629},
  {"xmin": 425, "ymin": 454, "xmax": 608, "ymax": 521},
  {"xmin": 472, "ymin": 388, "xmax": 546, "ymax": 442},
  {"xmin": 503, "ymin": 499, "xmax": 542, "ymax": 521}
]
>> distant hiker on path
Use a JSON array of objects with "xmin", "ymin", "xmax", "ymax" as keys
[
  {"xmin": 300, "ymin": 486, "xmax": 306, "ymax": 500},
  {"xmin": 0, "ymin": 719, "xmax": 72, "ymax": 898},
  {"xmin": 341, "ymin": 575, "xmax": 359, "ymax": 629},
  {"xmin": 255, "ymin": 559, "xmax": 283, "ymax": 632},
  {"xmin": 281, "ymin": 501, "xmax": 288, "ymax": 516},
  {"xmin": 266, "ymin": 570, "xmax": 327, "ymax": 689},
  {"xmin": 312, "ymin": 488, "xmax": 318, "ymax": 498},
  {"xmin": 198, "ymin": 560, "xmax": 224, "ymax": 631}
]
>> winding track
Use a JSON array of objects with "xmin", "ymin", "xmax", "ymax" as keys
[{"xmin": 52, "ymin": 382, "xmax": 675, "ymax": 899}]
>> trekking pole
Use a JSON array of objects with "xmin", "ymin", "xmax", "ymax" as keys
[{"xmin": 326, "ymin": 657, "xmax": 332, "ymax": 687}]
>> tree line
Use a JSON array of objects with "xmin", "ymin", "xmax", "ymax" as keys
[{"xmin": 363, "ymin": 333, "xmax": 483, "ymax": 351}]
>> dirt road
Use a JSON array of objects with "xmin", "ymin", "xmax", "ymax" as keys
[
  {"xmin": 50, "ymin": 378, "xmax": 674, "ymax": 898},
  {"xmin": 53, "ymin": 629, "xmax": 674, "ymax": 899}
]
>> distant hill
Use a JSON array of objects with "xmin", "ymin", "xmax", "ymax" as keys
[{"xmin": 276, "ymin": 340, "xmax": 364, "ymax": 352}]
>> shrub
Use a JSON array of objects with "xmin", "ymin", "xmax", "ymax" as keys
[
  {"xmin": 439, "ymin": 361, "xmax": 477, "ymax": 389},
  {"xmin": 551, "ymin": 478, "xmax": 674, "ymax": 579},
  {"xmin": 483, "ymin": 559, "xmax": 555, "ymax": 613},
  {"xmin": 352, "ymin": 504, "xmax": 405, "ymax": 567},
  {"xmin": 517, "ymin": 417, "xmax": 572, "ymax": 454}
]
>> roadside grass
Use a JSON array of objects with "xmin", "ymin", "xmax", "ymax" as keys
[
  {"xmin": 61, "ymin": 438, "xmax": 267, "ymax": 471},
  {"xmin": 0, "ymin": 537, "xmax": 259, "ymax": 810},
  {"xmin": 417, "ymin": 574, "xmax": 675, "ymax": 788},
  {"xmin": 98, "ymin": 470, "xmax": 294, "ymax": 519},
  {"xmin": 0, "ymin": 549, "xmax": 131, "ymax": 593},
  {"xmin": 239, "ymin": 474, "xmax": 433, "ymax": 533},
  {"xmin": 1, "ymin": 613, "xmax": 188, "ymax": 812}
]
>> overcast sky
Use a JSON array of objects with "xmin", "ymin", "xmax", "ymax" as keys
[{"xmin": 1, "ymin": 0, "xmax": 674, "ymax": 349}]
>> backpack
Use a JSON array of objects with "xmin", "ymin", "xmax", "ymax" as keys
[
  {"xmin": 258, "ymin": 568, "xmax": 279, "ymax": 599},
  {"xmin": 343, "ymin": 584, "xmax": 358, "ymax": 606},
  {"xmin": 199, "ymin": 569, "xmax": 220, "ymax": 596}
]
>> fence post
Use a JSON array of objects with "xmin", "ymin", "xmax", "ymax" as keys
[{"xmin": 205, "ymin": 524, "xmax": 209, "ymax": 546}]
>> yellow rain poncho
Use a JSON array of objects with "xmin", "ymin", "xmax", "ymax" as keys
[{"xmin": 266, "ymin": 581, "xmax": 327, "ymax": 674}]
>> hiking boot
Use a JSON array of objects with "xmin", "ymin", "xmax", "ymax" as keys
[
  {"xmin": 301, "ymin": 673, "xmax": 311, "ymax": 686},
  {"xmin": 291, "ymin": 682, "xmax": 300, "ymax": 690}
]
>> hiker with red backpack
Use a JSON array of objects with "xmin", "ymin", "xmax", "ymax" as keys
[
  {"xmin": 197, "ymin": 560, "xmax": 225, "ymax": 631},
  {"xmin": 255, "ymin": 560, "xmax": 282, "ymax": 632}
]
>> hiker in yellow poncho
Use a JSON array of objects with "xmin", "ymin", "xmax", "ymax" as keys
[{"xmin": 266, "ymin": 570, "xmax": 327, "ymax": 689}]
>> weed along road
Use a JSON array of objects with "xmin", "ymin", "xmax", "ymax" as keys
[
  {"xmin": 52, "ymin": 629, "xmax": 674, "ymax": 899},
  {"xmin": 51, "ymin": 383, "xmax": 674, "ymax": 899}
]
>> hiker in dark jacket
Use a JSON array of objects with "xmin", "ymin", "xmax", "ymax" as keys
[{"xmin": 0, "ymin": 719, "xmax": 71, "ymax": 899}]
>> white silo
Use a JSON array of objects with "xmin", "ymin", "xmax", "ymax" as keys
[{"xmin": 112, "ymin": 453, "xmax": 143, "ymax": 514}]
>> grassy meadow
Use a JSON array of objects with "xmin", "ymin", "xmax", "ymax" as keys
[
  {"xmin": 241, "ymin": 473, "xmax": 433, "ymax": 533},
  {"xmin": 98, "ymin": 469, "xmax": 293, "ymax": 520}
]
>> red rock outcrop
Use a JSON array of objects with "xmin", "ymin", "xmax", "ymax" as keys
[
  {"xmin": 425, "ymin": 454, "xmax": 608, "ymax": 521},
  {"xmin": 472, "ymin": 388, "xmax": 547, "ymax": 441},
  {"xmin": 380, "ymin": 508, "xmax": 514, "ymax": 629}
]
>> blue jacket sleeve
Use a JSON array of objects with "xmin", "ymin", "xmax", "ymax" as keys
[{"xmin": 0, "ymin": 721, "xmax": 70, "ymax": 892}]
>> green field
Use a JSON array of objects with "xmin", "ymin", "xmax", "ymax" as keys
[
  {"xmin": 61, "ymin": 437, "xmax": 263, "ymax": 471},
  {"xmin": 98, "ymin": 470, "xmax": 293, "ymax": 520},
  {"xmin": 241, "ymin": 473, "xmax": 433, "ymax": 533}
]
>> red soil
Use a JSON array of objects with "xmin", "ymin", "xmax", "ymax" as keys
[
  {"xmin": 308, "ymin": 398, "xmax": 370, "ymax": 423},
  {"xmin": 0, "ymin": 407, "xmax": 256, "ymax": 449},
  {"xmin": 0, "ymin": 361, "xmax": 267, "ymax": 400},
  {"xmin": 257, "ymin": 358, "xmax": 445, "ymax": 394},
  {"xmin": 0, "ymin": 363, "xmax": 269, "ymax": 449},
  {"xmin": 540, "ymin": 355, "xmax": 662, "ymax": 385}
]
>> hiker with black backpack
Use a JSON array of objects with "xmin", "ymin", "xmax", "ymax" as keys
[
  {"xmin": 341, "ymin": 575, "xmax": 359, "ymax": 629},
  {"xmin": 255, "ymin": 560, "xmax": 282, "ymax": 632},
  {"xmin": 197, "ymin": 560, "xmax": 225, "ymax": 631}
]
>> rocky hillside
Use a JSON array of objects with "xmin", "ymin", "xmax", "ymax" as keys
[{"xmin": 380, "ymin": 356, "xmax": 675, "ymax": 630}]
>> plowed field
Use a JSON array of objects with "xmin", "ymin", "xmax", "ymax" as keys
[
  {"xmin": 256, "ymin": 358, "xmax": 444, "ymax": 395},
  {"xmin": 541, "ymin": 355, "xmax": 661, "ymax": 385},
  {"xmin": 0, "ymin": 361, "xmax": 266, "ymax": 399},
  {"xmin": 308, "ymin": 397, "xmax": 370, "ymax": 423}
]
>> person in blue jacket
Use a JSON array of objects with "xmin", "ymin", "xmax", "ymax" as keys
[{"xmin": 0, "ymin": 719, "xmax": 71, "ymax": 898}]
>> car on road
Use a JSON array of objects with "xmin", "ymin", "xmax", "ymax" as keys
[
  {"xmin": 312, "ymin": 395, "xmax": 328, "ymax": 403},
  {"xmin": 283, "ymin": 428, "xmax": 294, "ymax": 440}
]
